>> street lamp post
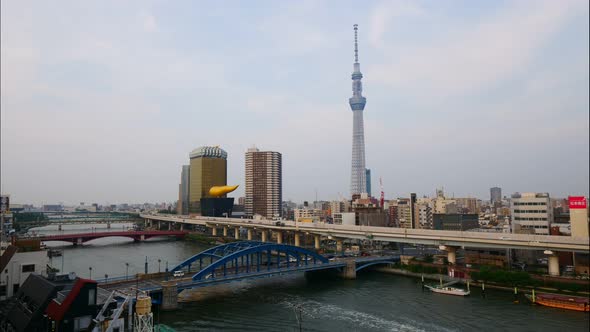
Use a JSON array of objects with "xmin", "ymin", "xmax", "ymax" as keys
[
  {"xmin": 89, "ymin": 267, "xmax": 92, "ymax": 280},
  {"xmin": 158, "ymin": 259, "xmax": 161, "ymax": 273},
  {"xmin": 125, "ymin": 263, "xmax": 129, "ymax": 280}
]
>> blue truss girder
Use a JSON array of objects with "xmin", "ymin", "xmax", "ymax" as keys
[
  {"xmin": 182, "ymin": 242, "xmax": 329, "ymax": 281},
  {"xmin": 355, "ymin": 258, "xmax": 399, "ymax": 272},
  {"xmin": 171, "ymin": 241, "xmax": 266, "ymax": 272}
]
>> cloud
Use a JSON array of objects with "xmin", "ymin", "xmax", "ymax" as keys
[
  {"xmin": 139, "ymin": 11, "xmax": 158, "ymax": 32},
  {"xmin": 368, "ymin": 0, "xmax": 424, "ymax": 49},
  {"xmin": 368, "ymin": 0, "xmax": 588, "ymax": 100}
]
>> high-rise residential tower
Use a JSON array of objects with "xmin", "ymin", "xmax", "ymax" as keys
[
  {"xmin": 177, "ymin": 165, "xmax": 190, "ymax": 215},
  {"xmin": 189, "ymin": 146, "xmax": 227, "ymax": 214},
  {"xmin": 245, "ymin": 147, "xmax": 282, "ymax": 219},
  {"xmin": 349, "ymin": 24, "xmax": 367, "ymax": 196}
]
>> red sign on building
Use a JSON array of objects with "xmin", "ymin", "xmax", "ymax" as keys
[{"xmin": 569, "ymin": 196, "xmax": 587, "ymax": 209}]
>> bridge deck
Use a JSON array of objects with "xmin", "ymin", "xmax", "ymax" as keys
[{"xmin": 100, "ymin": 255, "xmax": 398, "ymax": 295}]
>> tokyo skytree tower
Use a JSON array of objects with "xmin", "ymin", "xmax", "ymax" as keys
[{"xmin": 349, "ymin": 24, "xmax": 367, "ymax": 196}]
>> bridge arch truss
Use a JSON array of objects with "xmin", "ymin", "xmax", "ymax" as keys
[{"xmin": 171, "ymin": 241, "xmax": 330, "ymax": 281}]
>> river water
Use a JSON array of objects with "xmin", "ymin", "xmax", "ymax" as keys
[{"xmin": 33, "ymin": 224, "xmax": 590, "ymax": 331}]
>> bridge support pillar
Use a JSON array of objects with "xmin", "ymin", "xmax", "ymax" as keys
[
  {"xmin": 247, "ymin": 229, "xmax": 253, "ymax": 241},
  {"xmin": 223, "ymin": 226, "xmax": 228, "ymax": 237},
  {"xmin": 158, "ymin": 221, "xmax": 162, "ymax": 230},
  {"xmin": 336, "ymin": 240, "xmax": 343, "ymax": 254},
  {"xmin": 545, "ymin": 250, "xmax": 560, "ymax": 276},
  {"xmin": 439, "ymin": 245, "xmax": 457, "ymax": 265},
  {"xmin": 314, "ymin": 235, "xmax": 321, "ymax": 250},
  {"xmin": 235, "ymin": 227, "xmax": 240, "ymax": 240},
  {"xmin": 161, "ymin": 281, "xmax": 178, "ymax": 311},
  {"xmin": 276, "ymin": 231, "xmax": 283, "ymax": 244},
  {"xmin": 294, "ymin": 232, "xmax": 301, "ymax": 247},
  {"xmin": 180, "ymin": 224, "xmax": 184, "ymax": 231},
  {"xmin": 212, "ymin": 227, "xmax": 218, "ymax": 237},
  {"xmin": 339, "ymin": 261, "xmax": 356, "ymax": 279},
  {"xmin": 261, "ymin": 230, "xmax": 268, "ymax": 242},
  {"xmin": 168, "ymin": 222, "xmax": 172, "ymax": 231}
]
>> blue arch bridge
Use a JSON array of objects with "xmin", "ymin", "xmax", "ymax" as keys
[{"xmin": 99, "ymin": 241, "xmax": 399, "ymax": 308}]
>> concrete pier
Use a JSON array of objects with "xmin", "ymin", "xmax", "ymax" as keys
[
  {"xmin": 247, "ymin": 229, "xmax": 253, "ymax": 241},
  {"xmin": 545, "ymin": 251, "xmax": 560, "ymax": 276},
  {"xmin": 235, "ymin": 227, "xmax": 240, "ymax": 240},
  {"xmin": 294, "ymin": 233, "xmax": 301, "ymax": 247},
  {"xmin": 261, "ymin": 230, "xmax": 268, "ymax": 242},
  {"xmin": 212, "ymin": 227, "xmax": 217, "ymax": 236},
  {"xmin": 223, "ymin": 226, "xmax": 228, "ymax": 237},
  {"xmin": 340, "ymin": 261, "xmax": 356, "ymax": 279},
  {"xmin": 161, "ymin": 281, "xmax": 178, "ymax": 310},
  {"xmin": 314, "ymin": 235, "xmax": 321, "ymax": 250},
  {"xmin": 276, "ymin": 231, "xmax": 283, "ymax": 244},
  {"xmin": 336, "ymin": 240, "xmax": 343, "ymax": 253}
]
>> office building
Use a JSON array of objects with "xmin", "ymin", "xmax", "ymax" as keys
[
  {"xmin": 510, "ymin": 192, "xmax": 553, "ymax": 235},
  {"xmin": 333, "ymin": 212, "xmax": 356, "ymax": 225},
  {"xmin": 245, "ymin": 147, "xmax": 282, "ymax": 219},
  {"xmin": 490, "ymin": 187, "xmax": 502, "ymax": 205},
  {"xmin": 177, "ymin": 165, "xmax": 190, "ymax": 215},
  {"xmin": 349, "ymin": 24, "xmax": 368, "ymax": 196},
  {"xmin": 569, "ymin": 196, "xmax": 589, "ymax": 239},
  {"xmin": 294, "ymin": 208, "xmax": 322, "ymax": 223},
  {"xmin": 455, "ymin": 197, "xmax": 480, "ymax": 214},
  {"xmin": 189, "ymin": 146, "xmax": 227, "ymax": 214},
  {"xmin": 433, "ymin": 214, "xmax": 479, "ymax": 231}
]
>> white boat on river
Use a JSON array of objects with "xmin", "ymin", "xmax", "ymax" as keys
[{"xmin": 425, "ymin": 285, "xmax": 470, "ymax": 296}]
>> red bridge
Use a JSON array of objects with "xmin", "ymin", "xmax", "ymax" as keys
[{"xmin": 28, "ymin": 230, "xmax": 188, "ymax": 245}]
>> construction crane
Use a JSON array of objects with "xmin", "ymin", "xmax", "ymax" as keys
[{"xmin": 379, "ymin": 177, "xmax": 385, "ymax": 208}]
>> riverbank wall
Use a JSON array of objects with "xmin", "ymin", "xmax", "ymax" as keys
[{"xmin": 373, "ymin": 266, "xmax": 590, "ymax": 296}]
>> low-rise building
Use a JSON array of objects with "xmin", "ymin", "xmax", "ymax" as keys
[{"xmin": 0, "ymin": 240, "xmax": 49, "ymax": 300}]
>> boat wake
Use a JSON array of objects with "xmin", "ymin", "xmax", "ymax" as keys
[{"xmin": 280, "ymin": 296, "xmax": 457, "ymax": 332}]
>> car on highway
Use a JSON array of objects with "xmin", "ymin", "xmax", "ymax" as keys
[{"xmin": 173, "ymin": 271, "xmax": 185, "ymax": 278}]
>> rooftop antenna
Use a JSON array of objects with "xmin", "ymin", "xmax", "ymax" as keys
[{"xmin": 353, "ymin": 24, "xmax": 359, "ymax": 63}]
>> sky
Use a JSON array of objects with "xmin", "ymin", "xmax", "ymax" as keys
[{"xmin": 1, "ymin": 0, "xmax": 589, "ymax": 206}]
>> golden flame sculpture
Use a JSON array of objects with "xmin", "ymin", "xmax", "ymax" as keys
[{"xmin": 209, "ymin": 185, "xmax": 239, "ymax": 197}]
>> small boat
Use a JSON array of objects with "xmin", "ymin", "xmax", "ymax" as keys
[
  {"xmin": 526, "ymin": 291, "xmax": 589, "ymax": 312},
  {"xmin": 425, "ymin": 285, "xmax": 470, "ymax": 296}
]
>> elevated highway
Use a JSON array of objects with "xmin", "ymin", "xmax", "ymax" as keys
[{"xmin": 141, "ymin": 214, "xmax": 590, "ymax": 253}]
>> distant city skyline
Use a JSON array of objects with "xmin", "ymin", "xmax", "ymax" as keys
[{"xmin": 1, "ymin": 0, "xmax": 588, "ymax": 205}]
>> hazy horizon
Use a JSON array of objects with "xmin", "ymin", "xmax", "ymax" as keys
[{"xmin": 2, "ymin": 0, "xmax": 589, "ymax": 206}]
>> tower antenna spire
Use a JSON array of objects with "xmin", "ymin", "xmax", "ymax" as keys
[{"xmin": 354, "ymin": 24, "xmax": 359, "ymax": 63}]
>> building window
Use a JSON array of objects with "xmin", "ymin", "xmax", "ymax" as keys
[
  {"xmin": 21, "ymin": 264, "xmax": 35, "ymax": 273},
  {"xmin": 88, "ymin": 288, "xmax": 96, "ymax": 305},
  {"xmin": 0, "ymin": 285, "xmax": 6, "ymax": 296}
]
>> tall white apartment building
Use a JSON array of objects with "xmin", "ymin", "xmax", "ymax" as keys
[
  {"xmin": 510, "ymin": 192, "xmax": 553, "ymax": 234},
  {"xmin": 245, "ymin": 147, "xmax": 282, "ymax": 219}
]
